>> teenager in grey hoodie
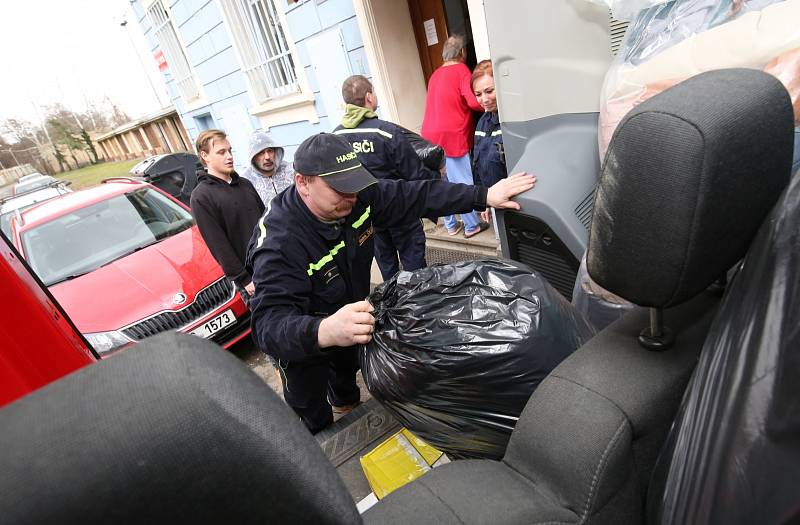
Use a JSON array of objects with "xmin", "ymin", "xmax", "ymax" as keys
[{"xmin": 241, "ymin": 131, "xmax": 294, "ymax": 206}]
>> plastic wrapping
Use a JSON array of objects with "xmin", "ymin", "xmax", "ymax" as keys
[
  {"xmin": 571, "ymin": 253, "xmax": 640, "ymax": 331},
  {"xmin": 649, "ymin": 172, "xmax": 800, "ymax": 523},
  {"xmin": 599, "ymin": 0, "xmax": 800, "ymax": 158},
  {"xmin": 585, "ymin": 0, "xmax": 670, "ymax": 21},
  {"xmin": 398, "ymin": 126, "xmax": 445, "ymax": 171},
  {"xmin": 764, "ymin": 47, "xmax": 800, "ymax": 124},
  {"xmin": 764, "ymin": 48, "xmax": 800, "ymax": 171},
  {"xmin": 361, "ymin": 259, "xmax": 596, "ymax": 460}
]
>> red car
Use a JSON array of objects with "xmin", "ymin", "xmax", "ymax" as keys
[{"xmin": 7, "ymin": 179, "xmax": 251, "ymax": 357}]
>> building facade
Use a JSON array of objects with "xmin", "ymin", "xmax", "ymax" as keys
[
  {"xmin": 96, "ymin": 108, "xmax": 192, "ymax": 162},
  {"xmin": 130, "ymin": 0, "xmax": 492, "ymax": 170}
]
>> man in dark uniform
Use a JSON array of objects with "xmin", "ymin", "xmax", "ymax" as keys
[
  {"xmin": 333, "ymin": 75, "xmax": 439, "ymax": 281},
  {"xmin": 246, "ymin": 133, "xmax": 535, "ymax": 433},
  {"xmin": 190, "ymin": 129, "xmax": 264, "ymax": 303}
]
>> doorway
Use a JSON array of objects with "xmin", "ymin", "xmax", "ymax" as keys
[{"xmin": 407, "ymin": 0, "xmax": 476, "ymax": 84}]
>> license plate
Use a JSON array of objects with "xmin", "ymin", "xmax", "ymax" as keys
[{"xmin": 190, "ymin": 309, "xmax": 235, "ymax": 338}]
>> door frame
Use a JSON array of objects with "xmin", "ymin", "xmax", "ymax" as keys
[
  {"xmin": 352, "ymin": 0, "xmax": 402, "ymax": 125},
  {"xmin": 407, "ymin": 0, "xmax": 449, "ymax": 84}
]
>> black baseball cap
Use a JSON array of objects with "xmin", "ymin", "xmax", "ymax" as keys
[{"xmin": 293, "ymin": 133, "xmax": 378, "ymax": 194}]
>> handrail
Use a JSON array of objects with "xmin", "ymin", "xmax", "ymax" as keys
[
  {"xmin": 101, "ymin": 177, "xmax": 146, "ymax": 185},
  {"xmin": 0, "ymin": 180, "xmax": 71, "ymax": 204}
]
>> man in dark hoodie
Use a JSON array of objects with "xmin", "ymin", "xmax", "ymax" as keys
[
  {"xmin": 333, "ymin": 75, "xmax": 439, "ymax": 280},
  {"xmin": 190, "ymin": 129, "xmax": 264, "ymax": 302},
  {"xmin": 241, "ymin": 130, "xmax": 294, "ymax": 207}
]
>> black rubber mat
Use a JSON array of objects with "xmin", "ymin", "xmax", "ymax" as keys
[{"xmin": 316, "ymin": 398, "xmax": 400, "ymax": 468}]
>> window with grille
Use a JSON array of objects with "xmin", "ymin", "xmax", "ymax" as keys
[
  {"xmin": 146, "ymin": 0, "xmax": 201, "ymax": 103},
  {"xmin": 219, "ymin": 0, "xmax": 301, "ymax": 103}
]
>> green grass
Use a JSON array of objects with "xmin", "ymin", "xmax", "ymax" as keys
[{"xmin": 57, "ymin": 159, "xmax": 141, "ymax": 190}]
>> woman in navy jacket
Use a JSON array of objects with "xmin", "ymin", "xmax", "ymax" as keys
[
  {"xmin": 471, "ymin": 60, "xmax": 507, "ymax": 191},
  {"xmin": 472, "ymin": 60, "xmax": 521, "ymax": 226}
]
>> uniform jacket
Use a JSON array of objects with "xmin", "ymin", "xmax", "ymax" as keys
[
  {"xmin": 240, "ymin": 131, "xmax": 294, "ymax": 206},
  {"xmin": 472, "ymin": 111, "xmax": 507, "ymax": 188},
  {"xmin": 190, "ymin": 171, "xmax": 264, "ymax": 287},
  {"xmin": 333, "ymin": 109, "xmax": 439, "ymax": 183},
  {"xmin": 246, "ymin": 179, "xmax": 487, "ymax": 363}
]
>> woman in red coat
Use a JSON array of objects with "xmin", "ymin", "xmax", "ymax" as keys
[{"xmin": 421, "ymin": 35, "xmax": 488, "ymax": 238}]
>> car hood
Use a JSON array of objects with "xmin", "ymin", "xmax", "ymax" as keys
[{"xmin": 50, "ymin": 227, "xmax": 226, "ymax": 334}]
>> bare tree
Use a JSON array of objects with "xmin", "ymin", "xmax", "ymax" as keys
[
  {"xmin": 52, "ymin": 145, "xmax": 68, "ymax": 172},
  {"xmin": 1, "ymin": 97, "xmax": 133, "ymax": 173},
  {"xmin": 2, "ymin": 118, "xmax": 43, "ymax": 147},
  {"xmin": 103, "ymin": 96, "xmax": 131, "ymax": 128},
  {"xmin": 79, "ymin": 128, "xmax": 99, "ymax": 163},
  {"xmin": 0, "ymin": 121, "xmax": 52, "ymax": 173}
]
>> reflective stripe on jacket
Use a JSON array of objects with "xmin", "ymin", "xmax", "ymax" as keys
[
  {"xmin": 473, "ymin": 111, "xmax": 507, "ymax": 188},
  {"xmin": 333, "ymin": 117, "xmax": 438, "ymax": 182},
  {"xmin": 246, "ymin": 179, "xmax": 487, "ymax": 363}
]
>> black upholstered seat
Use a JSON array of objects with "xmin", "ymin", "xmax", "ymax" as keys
[
  {"xmin": 648, "ymin": 162, "xmax": 800, "ymax": 525},
  {"xmin": 364, "ymin": 68, "xmax": 795, "ymax": 524},
  {"xmin": 0, "ymin": 333, "xmax": 360, "ymax": 525}
]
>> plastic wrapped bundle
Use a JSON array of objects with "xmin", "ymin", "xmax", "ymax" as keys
[
  {"xmin": 598, "ymin": 0, "xmax": 800, "ymax": 159},
  {"xmin": 361, "ymin": 259, "xmax": 596, "ymax": 460}
]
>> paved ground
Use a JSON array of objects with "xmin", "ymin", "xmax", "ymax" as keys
[{"xmin": 229, "ymin": 334, "xmax": 371, "ymax": 425}]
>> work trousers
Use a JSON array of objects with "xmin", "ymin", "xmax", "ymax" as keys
[
  {"xmin": 373, "ymin": 220, "xmax": 427, "ymax": 281},
  {"xmin": 277, "ymin": 348, "xmax": 361, "ymax": 434}
]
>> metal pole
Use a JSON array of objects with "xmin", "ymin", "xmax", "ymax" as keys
[
  {"xmin": 121, "ymin": 20, "xmax": 165, "ymax": 109},
  {"xmin": 649, "ymin": 308, "xmax": 663, "ymax": 338}
]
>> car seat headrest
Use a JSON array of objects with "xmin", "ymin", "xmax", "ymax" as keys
[{"xmin": 588, "ymin": 68, "xmax": 794, "ymax": 309}]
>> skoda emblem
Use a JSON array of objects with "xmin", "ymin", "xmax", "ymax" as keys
[{"xmin": 173, "ymin": 293, "xmax": 187, "ymax": 305}]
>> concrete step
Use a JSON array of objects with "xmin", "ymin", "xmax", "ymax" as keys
[
  {"xmin": 370, "ymin": 219, "xmax": 501, "ymax": 290},
  {"xmin": 422, "ymin": 218, "xmax": 499, "ymax": 256}
]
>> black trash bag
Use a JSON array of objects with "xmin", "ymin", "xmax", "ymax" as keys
[
  {"xmin": 398, "ymin": 126, "xmax": 445, "ymax": 171},
  {"xmin": 361, "ymin": 259, "xmax": 596, "ymax": 460},
  {"xmin": 648, "ymin": 171, "xmax": 800, "ymax": 525}
]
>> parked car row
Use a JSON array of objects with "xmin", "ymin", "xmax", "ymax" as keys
[
  {"xmin": 13, "ymin": 173, "xmax": 57, "ymax": 195},
  {"xmin": 3, "ymin": 174, "xmax": 251, "ymax": 357},
  {"xmin": 0, "ymin": 178, "xmax": 73, "ymax": 238}
]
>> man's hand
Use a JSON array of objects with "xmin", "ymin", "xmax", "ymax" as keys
[
  {"xmin": 486, "ymin": 172, "xmax": 536, "ymax": 210},
  {"xmin": 244, "ymin": 281, "xmax": 256, "ymax": 295},
  {"xmin": 318, "ymin": 300, "xmax": 375, "ymax": 348}
]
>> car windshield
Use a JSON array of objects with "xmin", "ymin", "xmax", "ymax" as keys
[{"xmin": 21, "ymin": 188, "xmax": 194, "ymax": 286}]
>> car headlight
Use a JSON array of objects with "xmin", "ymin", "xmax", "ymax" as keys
[{"xmin": 84, "ymin": 331, "xmax": 133, "ymax": 356}]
